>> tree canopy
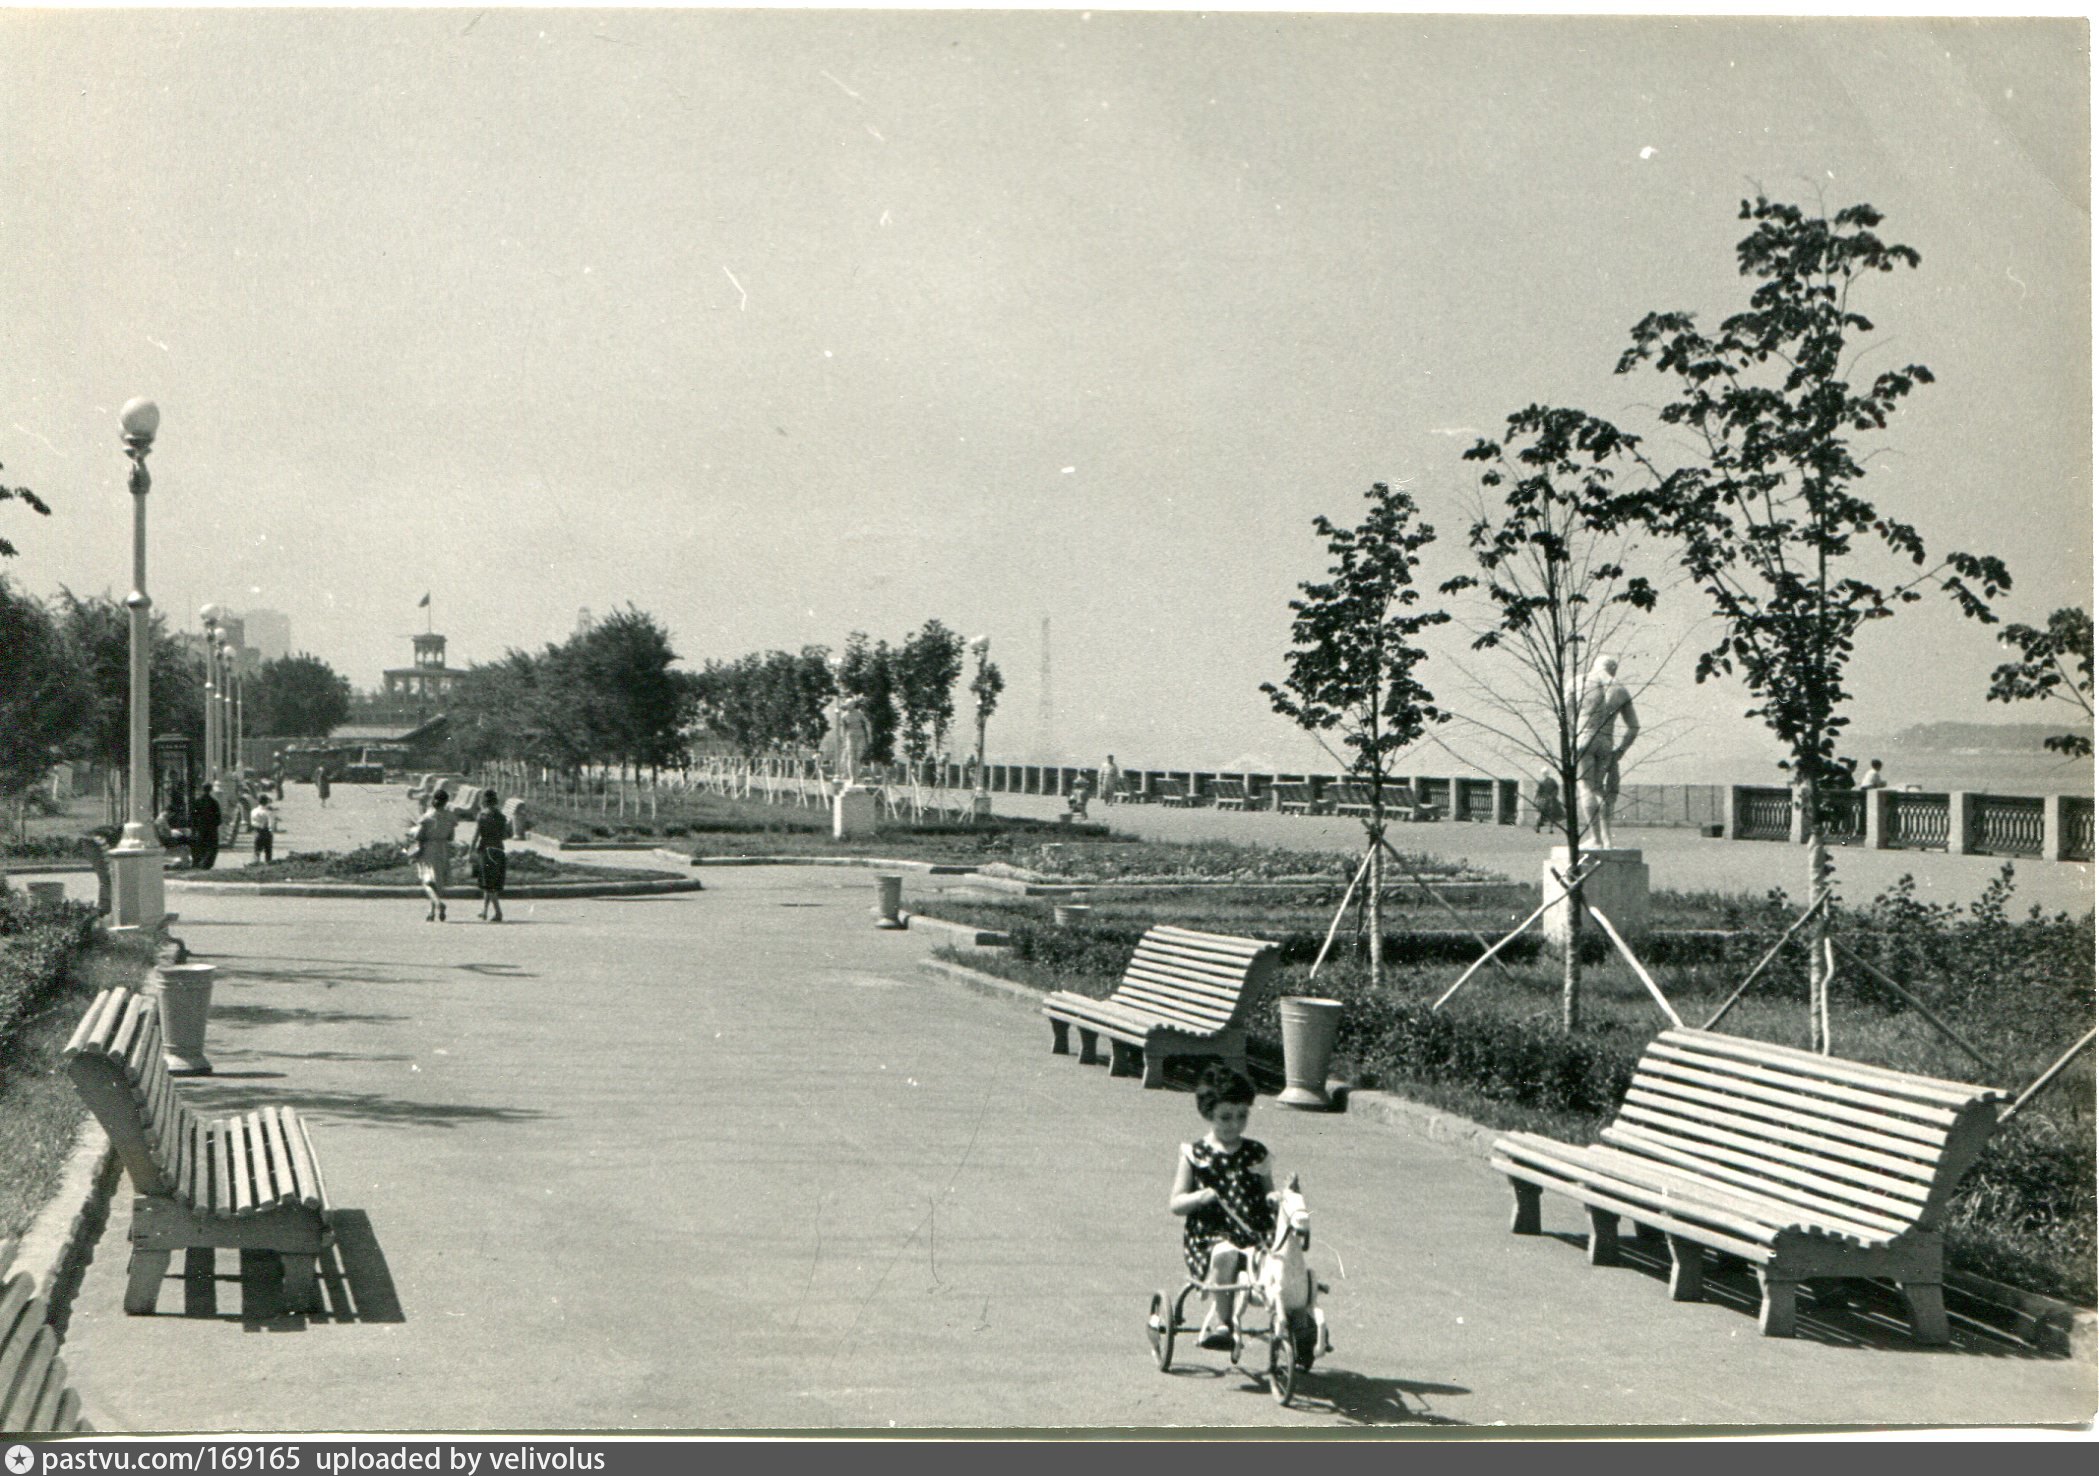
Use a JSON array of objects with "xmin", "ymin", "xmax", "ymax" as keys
[{"xmin": 249, "ymin": 653, "xmax": 352, "ymax": 738}]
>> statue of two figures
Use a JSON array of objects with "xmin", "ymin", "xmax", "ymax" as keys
[{"xmin": 1573, "ymin": 654, "xmax": 1639, "ymax": 849}]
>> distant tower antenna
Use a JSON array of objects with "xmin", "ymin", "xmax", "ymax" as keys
[{"xmin": 1038, "ymin": 615, "xmax": 1054, "ymax": 762}]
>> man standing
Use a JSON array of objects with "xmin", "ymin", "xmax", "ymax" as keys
[
  {"xmin": 189, "ymin": 786, "xmax": 222, "ymax": 871},
  {"xmin": 1101, "ymin": 755, "xmax": 1122, "ymax": 805},
  {"xmin": 1575, "ymin": 656, "xmax": 1639, "ymax": 848}
]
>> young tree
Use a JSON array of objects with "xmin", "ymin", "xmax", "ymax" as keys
[
  {"xmin": 893, "ymin": 619, "xmax": 966, "ymax": 763},
  {"xmin": 1445, "ymin": 406, "xmax": 1658, "ymax": 1029},
  {"xmin": 249, "ymin": 653, "xmax": 352, "ymax": 738},
  {"xmin": 1262, "ymin": 483, "xmax": 1449, "ymax": 991},
  {"xmin": 568, "ymin": 606, "xmax": 685, "ymax": 778},
  {"xmin": 1986, "ymin": 607, "xmax": 2092, "ymax": 758},
  {"xmin": 967, "ymin": 644, "xmax": 1004, "ymax": 795},
  {"xmin": 1616, "ymin": 196, "xmax": 2010, "ymax": 1047}
]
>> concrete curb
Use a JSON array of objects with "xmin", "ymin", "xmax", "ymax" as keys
[
  {"xmin": 910, "ymin": 954, "xmax": 2095, "ymax": 1357},
  {"xmin": 899, "ymin": 912, "xmax": 1011, "ymax": 948},
  {"xmin": 685, "ymin": 854, "xmax": 979, "ymax": 875},
  {"xmin": 12, "ymin": 1118, "xmax": 116, "ymax": 1332},
  {"xmin": 916, "ymin": 956, "xmax": 1044, "ymax": 1005},
  {"xmin": 166, "ymin": 877, "xmax": 704, "ymax": 900}
]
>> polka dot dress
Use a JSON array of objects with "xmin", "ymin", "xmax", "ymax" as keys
[{"xmin": 1182, "ymin": 1138, "xmax": 1274, "ymax": 1279}]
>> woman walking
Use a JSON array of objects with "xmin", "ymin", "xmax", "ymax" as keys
[
  {"xmin": 470, "ymin": 788, "xmax": 511, "ymax": 923},
  {"xmin": 407, "ymin": 789, "xmax": 460, "ymax": 922}
]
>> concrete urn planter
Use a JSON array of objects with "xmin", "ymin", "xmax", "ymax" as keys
[
  {"xmin": 1276, "ymin": 995, "xmax": 1343, "ymax": 1110},
  {"xmin": 153, "ymin": 962, "xmax": 217, "ymax": 1075}
]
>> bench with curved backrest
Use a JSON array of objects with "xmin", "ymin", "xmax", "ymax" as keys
[
  {"xmin": 1040, "ymin": 926, "xmax": 1279, "ymax": 1088},
  {"xmin": 1490, "ymin": 1028, "xmax": 2009, "ymax": 1342},
  {"xmin": 65, "ymin": 986, "xmax": 332, "ymax": 1316},
  {"xmin": 1212, "ymin": 777, "xmax": 1251, "ymax": 812},
  {"xmin": 1273, "ymin": 782, "xmax": 1321, "ymax": 816},
  {"xmin": 0, "ymin": 1240, "xmax": 92, "ymax": 1433}
]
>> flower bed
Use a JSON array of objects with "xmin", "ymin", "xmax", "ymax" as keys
[{"xmin": 225, "ymin": 841, "xmax": 668, "ymax": 887}]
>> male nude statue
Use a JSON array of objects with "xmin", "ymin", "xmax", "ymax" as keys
[{"xmin": 1575, "ymin": 655, "xmax": 1639, "ymax": 848}]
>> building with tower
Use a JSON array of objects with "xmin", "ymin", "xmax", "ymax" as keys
[{"xmin": 383, "ymin": 632, "xmax": 462, "ymax": 705}]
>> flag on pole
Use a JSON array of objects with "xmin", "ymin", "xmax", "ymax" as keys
[{"xmin": 417, "ymin": 592, "xmax": 431, "ymax": 608}]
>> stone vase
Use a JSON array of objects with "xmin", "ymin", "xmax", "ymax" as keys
[
  {"xmin": 154, "ymin": 963, "xmax": 217, "ymax": 1076},
  {"xmin": 1277, "ymin": 996, "xmax": 1344, "ymax": 1110},
  {"xmin": 874, "ymin": 874, "xmax": 906, "ymax": 929}
]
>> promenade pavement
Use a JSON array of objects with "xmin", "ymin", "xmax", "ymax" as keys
[{"xmin": 50, "ymin": 803, "xmax": 2097, "ymax": 1431}]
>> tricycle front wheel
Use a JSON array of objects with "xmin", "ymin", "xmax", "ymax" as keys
[
  {"xmin": 1147, "ymin": 1290, "xmax": 1175, "ymax": 1372},
  {"xmin": 1268, "ymin": 1325, "xmax": 1298, "ymax": 1407}
]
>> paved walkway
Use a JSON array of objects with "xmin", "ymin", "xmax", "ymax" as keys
[{"xmin": 53, "ymin": 860, "xmax": 2097, "ymax": 1431}]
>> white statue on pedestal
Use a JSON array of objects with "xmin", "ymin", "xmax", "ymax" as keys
[
  {"xmin": 1575, "ymin": 655, "xmax": 1639, "ymax": 848},
  {"xmin": 833, "ymin": 695, "xmax": 872, "ymax": 788}
]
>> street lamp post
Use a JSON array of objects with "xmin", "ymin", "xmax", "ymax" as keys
[
  {"xmin": 969, "ymin": 635, "xmax": 993, "ymax": 820},
  {"xmin": 107, "ymin": 399, "xmax": 165, "ymax": 930},
  {"xmin": 199, "ymin": 605, "xmax": 223, "ymax": 788},
  {"xmin": 221, "ymin": 643, "xmax": 238, "ymax": 785}
]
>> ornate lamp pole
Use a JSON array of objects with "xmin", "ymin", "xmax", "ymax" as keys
[
  {"xmin": 107, "ymin": 399, "xmax": 166, "ymax": 930},
  {"xmin": 221, "ymin": 642, "xmax": 238, "ymax": 783},
  {"xmin": 199, "ymin": 603, "xmax": 225, "ymax": 787}
]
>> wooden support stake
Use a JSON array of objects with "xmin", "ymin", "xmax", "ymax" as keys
[
  {"xmin": 1702, "ymin": 890, "xmax": 1831, "ymax": 1031},
  {"xmin": 1309, "ymin": 846, "xmax": 1376, "ymax": 980},
  {"xmin": 1821, "ymin": 936, "xmax": 1838, "ymax": 1057},
  {"xmin": 1827, "ymin": 936, "xmax": 2003, "ymax": 1079},
  {"xmin": 1383, "ymin": 837, "xmax": 1526, "ymax": 989},
  {"xmin": 1433, "ymin": 856, "xmax": 1601, "ymax": 1012},
  {"xmin": 1583, "ymin": 900, "xmax": 1682, "ymax": 1028},
  {"xmin": 2000, "ymin": 1027, "xmax": 2096, "ymax": 1127}
]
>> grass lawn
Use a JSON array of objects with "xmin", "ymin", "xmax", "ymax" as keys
[{"xmin": 0, "ymin": 934, "xmax": 147, "ymax": 1241}]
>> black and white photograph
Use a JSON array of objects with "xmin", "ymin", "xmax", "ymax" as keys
[{"xmin": 0, "ymin": 4, "xmax": 2091, "ymax": 1439}]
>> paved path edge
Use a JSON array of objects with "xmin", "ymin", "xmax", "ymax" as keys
[
  {"xmin": 14, "ymin": 1116, "xmax": 116, "ymax": 1334},
  {"xmin": 911, "ymin": 954, "xmax": 2095, "ymax": 1358},
  {"xmin": 166, "ymin": 878, "xmax": 705, "ymax": 900}
]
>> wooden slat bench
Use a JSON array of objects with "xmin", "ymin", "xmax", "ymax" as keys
[
  {"xmin": 65, "ymin": 986, "xmax": 333, "ymax": 1316},
  {"xmin": 0, "ymin": 1240, "xmax": 92, "ymax": 1433},
  {"xmin": 1490, "ymin": 1028, "xmax": 2009, "ymax": 1342},
  {"xmin": 1212, "ymin": 777, "xmax": 1251, "ymax": 811},
  {"xmin": 1041, "ymin": 925, "xmax": 1279, "ymax": 1088}
]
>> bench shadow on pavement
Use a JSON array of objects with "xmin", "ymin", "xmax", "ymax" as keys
[
  {"xmin": 177, "ymin": 1081, "xmax": 549, "ymax": 1131},
  {"xmin": 1158, "ymin": 1364, "xmax": 1471, "ymax": 1426},
  {"xmin": 1547, "ymin": 1231, "xmax": 2068, "ymax": 1360},
  {"xmin": 160, "ymin": 1211, "xmax": 405, "ymax": 1332}
]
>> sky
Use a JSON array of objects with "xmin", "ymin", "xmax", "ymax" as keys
[{"xmin": 1, "ymin": 8, "xmax": 2090, "ymax": 782}]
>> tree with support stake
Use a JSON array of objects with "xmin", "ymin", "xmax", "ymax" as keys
[
  {"xmin": 1444, "ymin": 404, "xmax": 1662, "ymax": 1031},
  {"xmin": 1262, "ymin": 482, "xmax": 1448, "ymax": 994},
  {"xmin": 1614, "ymin": 195, "xmax": 2010, "ymax": 1053}
]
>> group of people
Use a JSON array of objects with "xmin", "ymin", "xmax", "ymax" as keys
[
  {"xmin": 155, "ymin": 778, "xmax": 282, "ymax": 871},
  {"xmin": 405, "ymin": 786, "xmax": 511, "ymax": 923}
]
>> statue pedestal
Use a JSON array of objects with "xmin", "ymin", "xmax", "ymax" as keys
[
  {"xmin": 1542, "ymin": 846, "xmax": 1649, "ymax": 949},
  {"xmin": 833, "ymin": 785, "xmax": 879, "ymax": 840},
  {"xmin": 107, "ymin": 837, "xmax": 166, "ymax": 930}
]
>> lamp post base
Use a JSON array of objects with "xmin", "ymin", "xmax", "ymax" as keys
[{"xmin": 107, "ymin": 839, "xmax": 166, "ymax": 930}]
